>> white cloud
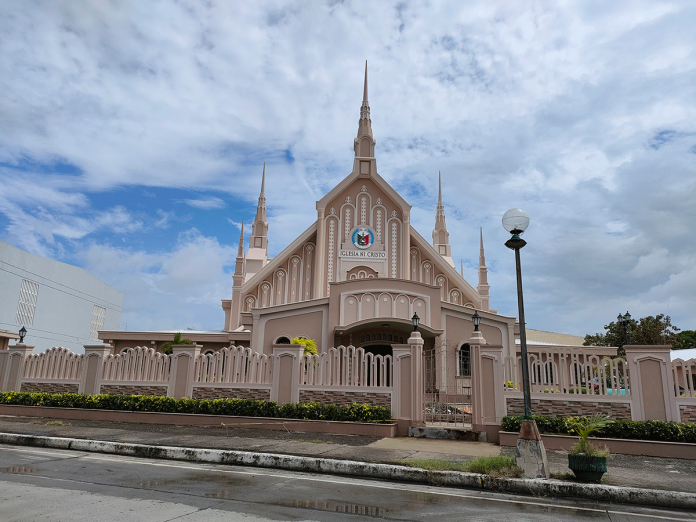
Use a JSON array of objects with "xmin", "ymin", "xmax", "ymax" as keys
[
  {"xmin": 82, "ymin": 229, "xmax": 236, "ymax": 331},
  {"xmin": 181, "ymin": 197, "xmax": 225, "ymax": 210},
  {"xmin": 1, "ymin": 0, "xmax": 695, "ymax": 335}
]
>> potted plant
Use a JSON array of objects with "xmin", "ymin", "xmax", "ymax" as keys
[
  {"xmin": 160, "ymin": 332, "xmax": 193, "ymax": 355},
  {"xmin": 567, "ymin": 413, "xmax": 614, "ymax": 483}
]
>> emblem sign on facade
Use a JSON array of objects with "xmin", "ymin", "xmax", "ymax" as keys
[
  {"xmin": 353, "ymin": 227, "xmax": 374, "ymax": 249},
  {"xmin": 340, "ymin": 227, "xmax": 386, "ymax": 258}
]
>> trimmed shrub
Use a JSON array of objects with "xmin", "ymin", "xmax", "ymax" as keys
[
  {"xmin": 501, "ymin": 415, "xmax": 696, "ymax": 444},
  {"xmin": 0, "ymin": 392, "xmax": 391, "ymax": 424}
]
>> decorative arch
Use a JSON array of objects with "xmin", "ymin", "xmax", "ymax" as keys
[
  {"xmin": 259, "ymin": 282, "xmax": 273, "ymax": 308},
  {"xmin": 340, "ymin": 201, "xmax": 356, "ymax": 243},
  {"xmin": 394, "ymin": 294, "xmax": 410, "ymax": 319},
  {"xmin": 377, "ymin": 292, "xmax": 393, "ymax": 317},
  {"xmin": 343, "ymin": 294, "xmax": 360, "ymax": 324},
  {"xmin": 274, "ymin": 269, "xmax": 287, "ymax": 306},
  {"xmin": 360, "ymin": 293, "xmax": 377, "ymax": 320},
  {"xmin": 410, "ymin": 248, "xmax": 421, "ymax": 281},
  {"xmin": 435, "ymin": 274, "xmax": 448, "ymax": 301},
  {"xmin": 326, "ymin": 215, "xmax": 340, "ymax": 291},
  {"xmin": 244, "ymin": 295, "xmax": 256, "ymax": 312},
  {"xmin": 421, "ymin": 261, "xmax": 433, "ymax": 286},
  {"xmin": 346, "ymin": 265, "xmax": 378, "ymax": 280},
  {"xmin": 303, "ymin": 243, "xmax": 315, "ymax": 301},
  {"xmin": 287, "ymin": 255, "xmax": 303, "ymax": 304},
  {"xmin": 387, "ymin": 216, "xmax": 401, "ymax": 278},
  {"xmin": 357, "ymin": 188, "xmax": 372, "ymax": 227},
  {"xmin": 450, "ymin": 289, "xmax": 461, "ymax": 305},
  {"xmin": 372, "ymin": 201, "xmax": 387, "ymax": 244}
]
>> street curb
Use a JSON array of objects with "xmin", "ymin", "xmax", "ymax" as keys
[{"xmin": 1, "ymin": 432, "xmax": 694, "ymax": 510}]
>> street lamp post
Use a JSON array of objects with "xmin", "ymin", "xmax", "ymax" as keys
[
  {"xmin": 503, "ymin": 208, "xmax": 549, "ymax": 479},
  {"xmin": 617, "ymin": 311, "xmax": 631, "ymax": 346},
  {"xmin": 502, "ymin": 208, "xmax": 532, "ymax": 419}
]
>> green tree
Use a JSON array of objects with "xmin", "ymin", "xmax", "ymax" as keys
[
  {"xmin": 584, "ymin": 314, "xmax": 680, "ymax": 356},
  {"xmin": 674, "ymin": 330, "xmax": 696, "ymax": 350}
]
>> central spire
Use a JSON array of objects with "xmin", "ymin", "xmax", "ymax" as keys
[
  {"xmin": 354, "ymin": 61, "xmax": 375, "ymax": 159},
  {"xmin": 432, "ymin": 171, "xmax": 453, "ymax": 265}
]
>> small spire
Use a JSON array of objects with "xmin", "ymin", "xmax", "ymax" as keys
[
  {"xmin": 438, "ymin": 171, "xmax": 442, "ymax": 205},
  {"xmin": 432, "ymin": 171, "xmax": 452, "ymax": 262},
  {"xmin": 261, "ymin": 162, "xmax": 265, "ymax": 196},
  {"xmin": 479, "ymin": 227, "xmax": 486, "ymax": 267},
  {"xmin": 363, "ymin": 60, "xmax": 368, "ymax": 102},
  {"xmin": 478, "ymin": 227, "xmax": 490, "ymax": 311},
  {"xmin": 237, "ymin": 218, "xmax": 244, "ymax": 256},
  {"xmin": 461, "ymin": 259, "xmax": 463, "ymax": 276}
]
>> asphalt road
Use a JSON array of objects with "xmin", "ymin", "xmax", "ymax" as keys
[{"xmin": 0, "ymin": 445, "xmax": 693, "ymax": 522}]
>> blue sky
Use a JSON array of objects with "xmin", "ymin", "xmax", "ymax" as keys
[{"xmin": 1, "ymin": 1, "xmax": 695, "ymax": 337}]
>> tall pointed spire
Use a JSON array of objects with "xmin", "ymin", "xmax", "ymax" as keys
[
  {"xmin": 246, "ymin": 164, "xmax": 269, "ymax": 279},
  {"xmin": 363, "ymin": 60, "xmax": 368, "ymax": 102},
  {"xmin": 354, "ymin": 60, "xmax": 375, "ymax": 159},
  {"xmin": 461, "ymin": 259, "xmax": 464, "ymax": 276},
  {"xmin": 433, "ymin": 171, "xmax": 453, "ymax": 265},
  {"xmin": 260, "ymin": 162, "xmax": 265, "ymax": 196},
  {"xmin": 237, "ymin": 218, "xmax": 245, "ymax": 257},
  {"xmin": 438, "ymin": 171, "xmax": 443, "ymax": 206},
  {"xmin": 477, "ymin": 227, "xmax": 490, "ymax": 311},
  {"xmin": 229, "ymin": 218, "xmax": 246, "ymax": 331}
]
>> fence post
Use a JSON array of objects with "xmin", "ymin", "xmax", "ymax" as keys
[
  {"xmin": 80, "ymin": 345, "xmax": 112, "ymax": 395},
  {"xmin": 168, "ymin": 344, "xmax": 201, "ymax": 399},
  {"xmin": 1, "ymin": 344, "xmax": 34, "ymax": 392},
  {"xmin": 624, "ymin": 345, "xmax": 679, "ymax": 421},
  {"xmin": 392, "ymin": 331, "xmax": 425, "ymax": 430},
  {"xmin": 471, "ymin": 330, "xmax": 505, "ymax": 442},
  {"xmin": 271, "ymin": 344, "xmax": 304, "ymax": 405}
]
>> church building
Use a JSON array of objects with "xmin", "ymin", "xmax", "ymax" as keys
[{"xmin": 101, "ymin": 65, "xmax": 526, "ymax": 390}]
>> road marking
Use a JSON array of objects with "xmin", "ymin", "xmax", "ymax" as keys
[
  {"xmin": 1, "ymin": 446, "xmax": 691, "ymax": 521},
  {"xmin": 1, "ymin": 447, "xmax": 83, "ymax": 459}
]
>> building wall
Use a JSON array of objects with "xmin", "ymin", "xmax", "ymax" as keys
[{"xmin": 0, "ymin": 240, "xmax": 123, "ymax": 353}]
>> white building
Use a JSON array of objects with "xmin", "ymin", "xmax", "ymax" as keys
[{"xmin": 0, "ymin": 240, "xmax": 123, "ymax": 353}]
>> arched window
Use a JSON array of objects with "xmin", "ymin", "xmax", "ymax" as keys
[
  {"xmin": 458, "ymin": 343, "xmax": 471, "ymax": 377},
  {"xmin": 275, "ymin": 336, "xmax": 291, "ymax": 344}
]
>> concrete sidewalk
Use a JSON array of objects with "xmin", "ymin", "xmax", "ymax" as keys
[{"xmin": 0, "ymin": 414, "xmax": 695, "ymax": 509}]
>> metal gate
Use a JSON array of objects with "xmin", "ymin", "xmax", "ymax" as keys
[{"xmin": 423, "ymin": 348, "xmax": 472, "ymax": 428}]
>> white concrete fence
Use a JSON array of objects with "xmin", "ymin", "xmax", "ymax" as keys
[
  {"xmin": 1, "ymin": 336, "xmax": 693, "ymax": 434},
  {"xmin": 0, "ymin": 334, "xmax": 425, "ymax": 427}
]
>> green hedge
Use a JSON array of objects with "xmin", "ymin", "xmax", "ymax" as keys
[
  {"xmin": 501, "ymin": 415, "xmax": 696, "ymax": 444},
  {"xmin": 0, "ymin": 392, "xmax": 392, "ymax": 424}
]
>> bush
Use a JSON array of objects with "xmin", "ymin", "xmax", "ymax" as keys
[
  {"xmin": 161, "ymin": 332, "xmax": 193, "ymax": 355},
  {"xmin": 291, "ymin": 337, "xmax": 318, "ymax": 356},
  {"xmin": 501, "ymin": 415, "xmax": 696, "ymax": 444},
  {"xmin": 0, "ymin": 392, "xmax": 391, "ymax": 424}
]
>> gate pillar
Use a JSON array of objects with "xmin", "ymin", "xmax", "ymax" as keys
[{"xmin": 471, "ymin": 330, "xmax": 505, "ymax": 442}]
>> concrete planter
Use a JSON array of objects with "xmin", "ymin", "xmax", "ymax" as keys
[{"xmin": 568, "ymin": 453, "xmax": 607, "ymax": 483}]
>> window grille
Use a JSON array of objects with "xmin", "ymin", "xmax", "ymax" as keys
[
  {"xmin": 15, "ymin": 279, "xmax": 39, "ymax": 326},
  {"xmin": 89, "ymin": 305, "xmax": 106, "ymax": 340},
  {"xmin": 458, "ymin": 343, "xmax": 471, "ymax": 377}
]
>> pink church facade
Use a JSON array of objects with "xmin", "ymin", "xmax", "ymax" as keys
[{"xmin": 101, "ymin": 65, "xmax": 519, "ymax": 392}]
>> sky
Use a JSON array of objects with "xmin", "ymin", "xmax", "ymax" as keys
[{"xmin": 1, "ymin": 0, "xmax": 695, "ymax": 338}]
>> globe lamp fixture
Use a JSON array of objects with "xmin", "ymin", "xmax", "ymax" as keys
[{"xmin": 503, "ymin": 208, "xmax": 529, "ymax": 250}]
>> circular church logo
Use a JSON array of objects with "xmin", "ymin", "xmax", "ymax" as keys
[{"xmin": 352, "ymin": 227, "xmax": 374, "ymax": 249}]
